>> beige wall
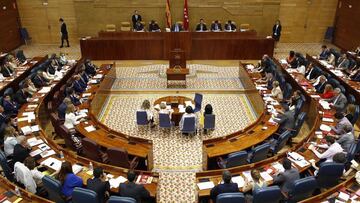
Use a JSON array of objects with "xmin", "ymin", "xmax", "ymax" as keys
[{"xmin": 17, "ymin": 0, "xmax": 338, "ymax": 44}]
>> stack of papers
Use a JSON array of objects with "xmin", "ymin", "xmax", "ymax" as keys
[
  {"xmin": 109, "ymin": 176, "xmax": 127, "ymax": 188},
  {"xmin": 242, "ymin": 171, "xmax": 253, "ymax": 182},
  {"xmin": 27, "ymin": 137, "xmax": 44, "ymax": 147},
  {"xmin": 319, "ymin": 100, "xmax": 331, "ymax": 110},
  {"xmin": 40, "ymin": 149, "xmax": 56, "ymax": 158},
  {"xmin": 19, "ymin": 112, "xmax": 36, "ymax": 123},
  {"xmin": 72, "ymin": 164, "xmax": 83, "ymax": 175},
  {"xmin": 85, "ymin": 125, "xmax": 96, "ymax": 132},
  {"xmin": 30, "ymin": 149, "xmax": 42, "ymax": 157},
  {"xmin": 256, "ymin": 86, "xmax": 268, "ymax": 91},
  {"xmin": 280, "ymin": 59, "xmax": 287, "ymax": 64},
  {"xmin": 320, "ymin": 124, "xmax": 332, "ymax": 132},
  {"xmin": 41, "ymin": 157, "xmax": 62, "ymax": 171},
  {"xmin": 231, "ymin": 175, "xmax": 245, "ymax": 188},
  {"xmin": 260, "ymin": 172, "xmax": 273, "ymax": 182},
  {"xmin": 94, "ymin": 74, "xmax": 103, "ymax": 79},
  {"xmin": 272, "ymin": 162, "xmax": 285, "ymax": 173},
  {"xmin": 82, "ymin": 93, "xmax": 91, "ymax": 97},
  {"xmin": 246, "ymin": 64, "xmax": 255, "ymax": 70},
  {"xmin": 178, "ymin": 104, "xmax": 185, "ymax": 113},
  {"xmin": 38, "ymin": 87, "xmax": 52, "ymax": 93},
  {"xmin": 21, "ymin": 126, "xmax": 32, "ymax": 135},
  {"xmin": 288, "ymin": 152, "xmax": 310, "ymax": 168},
  {"xmin": 322, "ymin": 118, "xmax": 334, "ymax": 122},
  {"xmin": 90, "ymin": 79, "xmax": 98, "ymax": 84},
  {"xmin": 197, "ymin": 181, "xmax": 215, "ymax": 190}
]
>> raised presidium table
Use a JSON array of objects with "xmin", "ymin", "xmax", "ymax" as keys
[
  {"xmin": 166, "ymin": 68, "xmax": 189, "ymax": 87},
  {"xmin": 80, "ymin": 31, "xmax": 274, "ymax": 60},
  {"xmin": 153, "ymin": 96, "xmax": 194, "ymax": 126}
]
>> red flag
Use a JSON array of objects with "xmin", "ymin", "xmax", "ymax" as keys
[
  {"xmin": 183, "ymin": 0, "xmax": 189, "ymax": 31},
  {"xmin": 165, "ymin": 0, "xmax": 172, "ymax": 28}
]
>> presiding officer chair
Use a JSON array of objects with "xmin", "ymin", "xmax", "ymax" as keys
[
  {"xmin": 108, "ymin": 196, "xmax": 136, "ymax": 203},
  {"xmin": 72, "ymin": 187, "xmax": 100, "ymax": 203},
  {"xmin": 216, "ymin": 192, "xmax": 245, "ymax": 203}
]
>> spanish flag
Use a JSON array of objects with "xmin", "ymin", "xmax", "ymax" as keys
[{"xmin": 165, "ymin": 0, "xmax": 172, "ymax": 28}]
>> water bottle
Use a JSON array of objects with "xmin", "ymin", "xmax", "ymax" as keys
[
  {"xmin": 89, "ymin": 162, "xmax": 93, "ymax": 171},
  {"xmin": 15, "ymin": 186, "xmax": 21, "ymax": 196},
  {"xmin": 59, "ymin": 151, "xmax": 64, "ymax": 159}
]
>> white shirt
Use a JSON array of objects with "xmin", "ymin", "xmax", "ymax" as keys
[
  {"xmin": 159, "ymin": 109, "xmax": 172, "ymax": 119},
  {"xmin": 313, "ymin": 142, "xmax": 343, "ymax": 162},
  {"xmin": 14, "ymin": 162, "xmax": 37, "ymax": 193},
  {"xmin": 31, "ymin": 168, "xmax": 44, "ymax": 186},
  {"xmin": 4, "ymin": 136, "xmax": 17, "ymax": 156},
  {"xmin": 179, "ymin": 113, "xmax": 198, "ymax": 130},
  {"xmin": 64, "ymin": 112, "xmax": 80, "ymax": 129},
  {"xmin": 297, "ymin": 65, "xmax": 306, "ymax": 75}
]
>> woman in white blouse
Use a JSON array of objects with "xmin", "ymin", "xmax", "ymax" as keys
[
  {"xmin": 271, "ymin": 81, "xmax": 283, "ymax": 100},
  {"xmin": 139, "ymin": 100, "xmax": 155, "ymax": 127},
  {"xmin": 3, "ymin": 126, "xmax": 18, "ymax": 157},
  {"xmin": 64, "ymin": 104, "xmax": 82, "ymax": 129}
]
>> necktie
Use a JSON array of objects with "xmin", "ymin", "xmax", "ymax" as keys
[{"xmin": 215, "ymin": 24, "xmax": 218, "ymax": 30}]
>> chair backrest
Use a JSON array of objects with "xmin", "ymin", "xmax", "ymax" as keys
[
  {"xmin": 292, "ymin": 112, "xmax": 307, "ymax": 137},
  {"xmin": 159, "ymin": 113, "xmax": 172, "ymax": 128},
  {"xmin": 250, "ymin": 142, "xmax": 271, "ymax": 163},
  {"xmin": 107, "ymin": 147, "xmax": 130, "ymax": 168},
  {"xmin": 20, "ymin": 28, "xmax": 30, "ymax": 40},
  {"xmin": 82, "ymin": 137, "xmax": 102, "ymax": 162},
  {"xmin": 347, "ymin": 142, "xmax": 357, "ymax": 163},
  {"xmin": 288, "ymin": 176, "xmax": 317, "ymax": 202},
  {"xmin": 338, "ymin": 85, "xmax": 346, "ymax": 94},
  {"xmin": 72, "ymin": 187, "xmax": 99, "ymax": 203},
  {"xmin": 120, "ymin": 22, "xmax": 131, "ymax": 32},
  {"xmin": 348, "ymin": 94, "xmax": 356, "ymax": 104},
  {"xmin": 204, "ymin": 114, "xmax": 215, "ymax": 130},
  {"xmin": 4, "ymin": 87, "xmax": 14, "ymax": 97},
  {"xmin": 283, "ymin": 83, "xmax": 292, "ymax": 100},
  {"xmin": 106, "ymin": 24, "xmax": 116, "ymax": 32},
  {"xmin": 181, "ymin": 117, "xmax": 196, "ymax": 133},
  {"xmin": 42, "ymin": 176, "xmax": 65, "ymax": 203},
  {"xmin": 16, "ymin": 50, "xmax": 26, "ymax": 63},
  {"xmin": 253, "ymin": 186, "xmax": 282, "ymax": 203},
  {"xmin": 352, "ymin": 105, "xmax": 360, "ymax": 125},
  {"xmin": 0, "ymin": 150, "xmax": 14, "ymax": 182},
  {"xmin": 194, "ymin": 93, "xmax": 203, "ymax": 110},
  {"xmin": 239, "ymin": 24, "xmax": 250, "ymax": 31},
  {"xmin": 59, "ymin": 125, "xmax": 77, "ymax": 151},
  {"xmin": 136, "ymin": 111, "xmax": 149, "ymax": 126},
  {"xmin": 273, "ymin": 130, "xmax": 291, "ymax": 154},
  {"xmin": 108, "ymin": 196, "xmax": 136, "ymax": 203},
  {"xmin": 226, "ymin": 151, "xmax": 248, "ymax": 168},
  {"xmin": 294, "ymin": 99, "xmax": 304, "ymax": 117},
  {"xmin": 216, "ymin": 192, "xmax": 245, "ymax": 203},
  {"xmin": 317, "ymin": 162, "xmax": 345, "ymax": 188}
]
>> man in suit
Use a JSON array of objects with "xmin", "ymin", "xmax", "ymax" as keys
[
  {"xmin": 134, "ymin": 20, "xmax": 144, "ymax": 32},
  {"xmin": 14, "ymin": 88, "xmax": 30, "ymax": 105},
  {"xmin": 336, "ymin": 125, "xmax": 355, "ymax": 153},
  {"xmin": 272, "ymin": 20, "xmax": 282, "ymax": 41},
  {"xmin": 2, "ymin": 95, "xmax": 18, "ymax": 116},
  {"xmin": 171, "ymin": 23, "xmax": 183, "ymax": 32},
  {"xmin": 329, "ymin": 88, "xmax": 348, "ymax": 113},
  {"xmin": 337, "ymin": 53, "xmax": 350, "ymax": 71},
  {"xmin": 224, "ymin": 20, "xmax": 236, "ymax": 32},
  {"xmin": 148, "ymin": 20, "xmax": 161, "ymax": 32},
  {"xmin": 0, "ymin": 105, "xmax": 7, "ymax": 136},
  {"xmin": 32, "ymin": 70, "xmax": 49, "ymax": 88},
  {"xmin": 87, "ymin": 167, "xmax": 110, "ymax": 203},
  {"xmin": 1, "ymin": 63, "xmax": 14, "ymax": 77},
  {"xmin": 58, "ymin": 97, "xmax": 72, "ymax": 120},
  {"xmin": 274, "ymin": 104, "xmax": 295, "ymax": 134},
  {"xmin": 67, "ymin": 88, "xmax": 81, "ymax": 106},
  {"xmin": 13, "ymin": 136, "xmax": 31, "ymax": 163},
  {"xmin": 132, "ymin": 10, "xmax": 142, "ymax": 29},
  {"xmin": 314, "ymin": 75, "xmax": 327, "ymax": 93},
  {"xmin": 210, "ymin": 20, "xmax": 222, "ymax": 32},
  {"xmin": 73, "ymin": 75, "xmax": 87, "ymax": 94},
  {"xmin": 195, "ymin": 19, "xmax": 207, "ymax": 32},
  {"xmin": 305, "ymin": 63, "xmax": 318, "ymax": 80},
  {"xmin": 273, "ymin": 158, "xmax": 300, "ymax": 193},
  {"xmin": 210, "ymin": 170, "xmax": 239, "ymax": 202},
  {"xmin": 319, "ymin": 45, "xmax": 330, "ymax": 60},
  {"xmin": 331, "ymin": 112, "xmax": 353, "ymax": 135},
  {"xmin": 59, "ymin": 18, "xmax": 69, "ymax": 48},
  {"xmin": 84, "ymin": 59, "xmax": 97, "ymax": 76},
  {"xmin": 119, "ymin": 171, "xmax": 150, "ymax": 203}
]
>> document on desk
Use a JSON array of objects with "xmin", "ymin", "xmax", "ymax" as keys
[
  {"xmin": 28, "ymin": 138, "xmax": 44, "ymax": 147},
  {"xmin": 255, "ymin": 86, "xmax": 267, "ymax": 91},
  {"xmin": 21, "ymin": 126, "xmax": 32, "ymax": 135},
  {"xmin": 38, "ymin": 86, "xmax": 52, "ymax": 93},
  {"xmin": 72, "ymin": 164, "xmax": 83, "ymax": 175},
  {"xmin": 260, "ymin": 172, "xmax": 273, "ymax": 182},
  {"xmin": 272, "ymin": 162, "xmax": 285, "ymax": 173},
  {"xmin": 109, "ymin": 176, "xmax": 127, "ymax": 188},
  {"xmin": 41, "ymin": 157, "xmax": 62, "ymax": 171},
  {"xmin": 85, "ymin": 125, "xmax": 96, "ymax": 132},
  {"xmin": 94, "ymin": 74, "xmax": 103, "ymax": 79},
  {"xmin": 320, "ymin": 124, "xmax": 332, "ymax": 132},
  {"xmin": 242, "ymin": 171, "xmax": 253, "ymax": 182},
  {"xmin": 322, "ymin": 118, "xmax": 334, "ymax": 122},
  {"xmin": 40, "ymin": 150, "xmax": 56, "ymax": 158},
  {"xmin": 319, "ymin": 100, "xmax": 331, "ymax": 110},
  {"xmin": 231, "ymin": 176, "xmax": 245, "ymax": 188},
  {"xmin": 31, "ymin": 125, "xmax": 40, "ymax": 132},
  {"xmin": 197, "ymin": 181, "xmax": 215, "ymax": 190},
  {"xmin": 29, "ymin": 149, "xmax": 42, "ymax": 157}
]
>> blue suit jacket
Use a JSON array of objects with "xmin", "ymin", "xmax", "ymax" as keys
[
  {"xmin": 3, "ymin": 100, "xmax": 18, "ymax": 115},
  {"xmin": 70, "ymin": 95, "xmax": 81, "ymax": 106},
  {"xmin": 73, "ymin": 81, "xmax": 86, "ymax": 93}
]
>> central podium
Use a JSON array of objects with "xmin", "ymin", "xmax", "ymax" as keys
[{"xmin": 166, "ymin": 49, "xmax": 189, "ymax": 88}]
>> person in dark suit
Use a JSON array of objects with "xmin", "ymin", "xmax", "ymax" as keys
[
  {"xmin": 0, "ymin": 63, "xmax": 14, "ymax": 77},
  {"xmin": 134, "ymin": 20, "xmax": 144, "ymax": 32},
  {"xmin": 132, "ymin": 10, "xmax": 142, "ymax": 29},
  {"xmin": 87, "ymin": 167, "xmax": 110, "ymax": 203},
  {"xmin": 2, "ymin": 95, "xmax": 18, "ymax": 116},
  {"xmin": 13, "ymin": 136, "xmax": 31, "ymax": 163},
  {"xmin": 59, "ymin": 18, "xmax": 69, "ymax": 48},
  {"xmin": 273, "ymin": 158, "xmax": 300, "ymax": 193},
  {"xmin": 210, "ymin": 170, "xmax": 239, "ymax": 202},
  {"xmin": 0, "ymin": 105, "xmax": 8, "ymax": 136},
  {"xmin": 314, "ymin": 75, "xmax": 327, "ymax": 93},
  {"xmin": 58, "ymin": 97, "xmax": 72, "ymax": 120},
  {"xmin": 32, "ymin": 70, "xmax": 49, "ymax": 88},
  {"xmin": 272, "ymin": 20, "xmax": 282, "ymax": 41},
  {"xmin": 195, "ymin": 19, "xmax": 208, "ymax": 32},
  {"xmin": 171, "ymin": 23, "xmax": 183, "ymax": 32},
  {"xmin": 331, "ymin": 112, "xmax": 353, "ymax": 135},
  {"xmin": 72, "ymin": 75, "xmax": 87, "ymax": 94},
  {"xmin": 119, "ymin": 171, "xmax": 150, "ymax": 203},
  {"xmin": 305, "ymin": 63, "xmax": 318, "ymax": 80},
  {"xmin": 67, "ymin": 88, "xmax": 81, "ymax": 106},
  {"xmin": 224, "ymin": 20, "xmax": 236, "ymax": 32},
  {"xmin": 274, "ymin": 104, "xmax": 295, "ymax": 132},
  {"xmin": 14, "ymin": 88, "xmax": 30, "ymax": 106},
  {"xmin": 84, "ymin": 59, "xmax": 97, "ymax": 76},
  {"xmin": 148, "ymin": 20, "xmax": 161, "ymax": 32},
  {"xmin": 80, "ymin": 71, "xmax": 89, "ymax": 84},
  {"xmin": 319, "ymin": 45, "xmax": 330, "ymax": 60},
  {"xmin": 329, "ymin": 88, "xmax": 348, "ymax": 113},
  {"xmin": 211, "ymin": 20, "xmax": 222, "ymax": 32}
]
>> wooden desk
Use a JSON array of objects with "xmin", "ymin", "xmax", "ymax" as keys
[
  {"xmin": 166, "ymin": 68, "xmax": 189, "ymax": 87},
  {"xmin": 80, "ymin": 32, "xmax": 274, "ymax": 60},
  {"xmin": 153, "ymin": 96, "xmax": 193, "ymax": 126}
]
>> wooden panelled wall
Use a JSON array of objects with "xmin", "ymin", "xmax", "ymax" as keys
[
  {"xmin": 333, "ymin": 0, "xmax": 360, "ymax": 51},
  {"xmin": 17, "ymin": 0, "xmax": 338, "ymax": 44},
  {"xmin": 0, "ymin": 0, "xmax": 22, "ymax": 52}
]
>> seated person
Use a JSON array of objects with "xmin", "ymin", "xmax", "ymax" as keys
[
  {"xmin": 58, "ymin": 97, "xmax": 72, "ymax": 120},
  {"xmin": 286, "ymin": 51, "xmax": 297, "ymax": 68},
  {"xmin": 319, "ymin": 45, "xmax": 330, "ymax": 60},
  {"xmin": 40, "ymin": 70, "xmax": 53, "ymax": 82},
  {"xmin": 79, "ymin": 70, "xmax": 89, "ymax": 84},
  {"xmin": 14, "ymin": 88, "xmax": 31, "ymax": 105},
  {"xmin": 355, "ymin": 46, "xmax": 360, "ymax": 55},
  {"xmin": 179, "ymin": 106, "xmax": 198, "ymax": 131},
  {"xmin": 309, "ymin": 136, "xmax": 344, "ymax": 162},
  {"xmin": 3, "ymin": 126, "xmax": 18, "ymax": 157},
  {"xmin": 159, "ymin": 103, "xmax": 172, "ymax": 119},
  {"xmin": 297, "ymin": 61, "xmax": 306, "ymax": 75},
  {"xmin": 349, "ymin": 67, "xmax": 360, "ymax": 81},
  {"xmin": 87, "ymin": 167, "xmax": 110, "ymax": 203},
  {"xmin": 210, "ymin": 170, "xmax": 239, "ymax": 202},
  {"xmin": 250, "ymin": 169, "xmax": 267, "ymax": 192},
  {"xmin": 134, "ymin": 20, "xmax": 144, "ymax": 32},
  {"xmin": 274, "ymin": 104, "xmax": 295, "ymax": 131},
  {"xmin": 59, "ymin": 53, "xmax": 68, "ymax": 66},
  {"xmin": 255, "ymin": 55, "xmax": 271, "ymax": 74},
  {"xmin": 32, "ymin": 70, "xmax": 50, "ymax": 88},
  {"xmin": 335, "ymin": 125, "xmax": 355, "ymax": 153},
  {"xmin": 328, "ymin": 88, "xmax": 348, "ymax": 113},
  {"xmin": 2, "ymin": 95, "xmax": 19, "ymax": 115},
  {"xmin": 327, "ymin": 52, "xmax": 336, "ymax": 66},
  {"xmin": 64, "ymin": 104, "xmax": 83, "ymax": 130},
  {"xmin": 14, "ymin": 160, "xmax": 38, "ymax": 194},
  {"xmin": 84, "ymin": 59, "xmax": 97, "ymax": 76},
  {"xmin": 311, "ymin": 152, "xmax": 346, "ymax": 175},
  {"xmin": 288, "ymin": 90, "xmax": 302, "ymax": 110},
  {"xmin": 273, "ymin": 158, "xmax": 300, "ymax": 193},
  {"xmin": 271, "ymin": 81, "xmax": 283, "ymax": 100},
  {"xmin": 23, "ymin": 79, "xmax": 38, "ymax": 96},
  {"xmin": 171, "ymin": 22, "xmax": 183, "ymax": 32},
  {"xmin": 305, "ymin": 63, "xmax": 318, "ymax": 80},
  {"xmin": 67, "ymin": 88, "xmax": 81, "ymax": 106},
  {"xmin": 119, "ymin": 171, "xmax": 150, "ymax": 203},
  {"xmin": 195, "ymin": 19, "xmax": 207, "ymax": 31},
  {"xmin": 224, "ymin": 20, "xmax": 236, "ymax": 32},
  {"xmin": 211, "ymin": 20, "xmax": 222, "ymax": 32},
  {"xmin": 72, "ymin": 75, "xmax": 87, "ymax": 94},
  {"xmin": 331, "ymin": 112, "xmax": 353, "ymax": 135},
  {"xmin": 0, "ymin": 62, "xmax": 14, "ymax": 77},
  {"xmin": 336, "ymin": 53, "xmax": 350, "ymax": 71},
  {"xmin": 149, "ymin": 20, "xmax": 161, "ymax": 32},
  {"xmin": 201, "ymin": 104, "xmax": 213, "ymax": 129},
  {"xmin": 320, "ymin": 84, "xmax": 335, "ymax": 99},
  {"xmin": 13, "ymin": 135, "xmax": 31, "ymax": 163},
  {"xmin": 345, "ymin": 104, "xmax": 356, "ymax": 123},
  {"xmin": 0, "ymin": 105, "xmax": 8, "ymax": 135},
  {"xmin": 138, "ymin": 99, "xmax": 155, "ymax": 127},
  {"xmin": 57, "ymin": 161, "xmax": 83, "ymax": 200},
  {"xmin": 314, "ymin": 75, "xmax": 327, "ymax": 93}
]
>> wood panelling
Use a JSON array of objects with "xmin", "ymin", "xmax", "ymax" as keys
[
  {"xmin": 333, "ymin": 0, "xmax": 360, "ymax": 50},
  {"xmin": 17, "ymin": 0, "xmax": 338, "ymax": 44},
  {"xmin": 0, "ymin": 0, "xmax": 22, "ymax": 52}
]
